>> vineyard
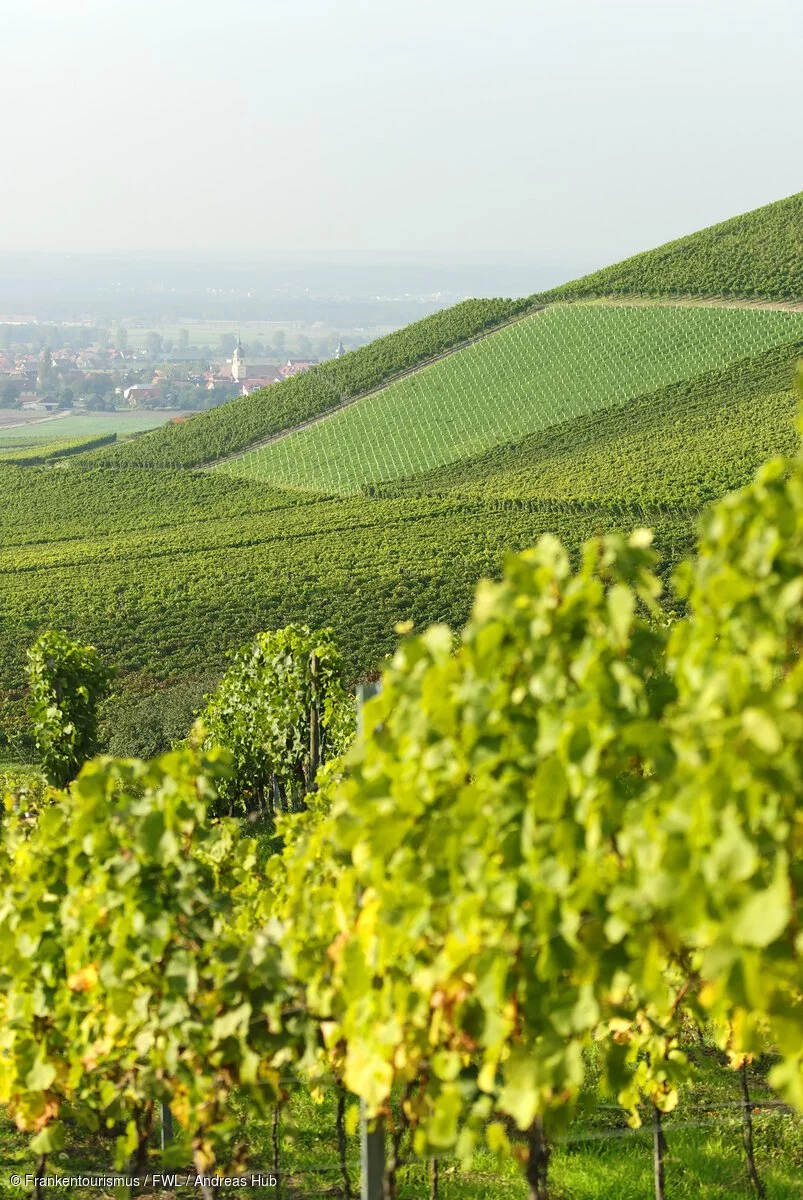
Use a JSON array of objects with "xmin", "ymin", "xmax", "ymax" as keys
[
  {"xmin": 219, "ymin": 305, "xmax": 803, "ymax": 492},
  {"xmin": 0, "ymin": 434, "xmax": 117, "ymax": 465},
  {"xmin": 538, "ymin": 190, "xmax": 803, "ymax": 302},
  {"xmin": 0, "ymin": 462, "xmax": 697, "ymax": 757},
  {"xmin": 2, "ymin": 191, "xmax": 803, "ymax": 1196},
  {"xmin": 94, "ymin": 299, "xmax": 533, "ymax": 470},
  {"xmin": 3, "ymin": 324, "xmax": 802, "ymax": 758},
  {"xmin": 1, "ymin": 437, "xmax": 802, "ymax": 1198},
  {"xmin": 380, "ymin": 339, "xmax": 803, "ymax": 508},
  {"xmin": 0, "ymin": 411, "xmax": 177, "ymax": 447}
]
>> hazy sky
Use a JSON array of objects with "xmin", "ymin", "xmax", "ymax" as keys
[{"xmin": 3, "ymin": 0, "xmax": 802, "ymax": 270}]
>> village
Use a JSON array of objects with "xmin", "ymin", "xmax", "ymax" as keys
[{"xmin": 0, "ymin": 330, "xmax": 345, "ymax": 415}]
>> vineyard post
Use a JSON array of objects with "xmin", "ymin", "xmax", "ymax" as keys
[
  {"xmin": 652, "ymin": 1104, "xmax": 666, "ymax": 1200},
  {"xmin": 357, "ymin": 681, "xmax": 386, "ymax": 1200},
  {"xmin": 160, "ymin": 1100, "xmax": 173, "ymax": 1154},
  {"xmin": 739, "ymin": 1062, "xmax": 767, "ymax": 1200},
  {"xmin": 359, "ymin": 1102, "xmax": 386, "ymax": 1200},
  {"xmin": 309, "ymin": 651, "xmax": 320, "ymax": 792}
]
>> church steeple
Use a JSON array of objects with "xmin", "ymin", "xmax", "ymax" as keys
[
  {"xmin": 335, "ymin": 337, "xmax": 346, "ymax": 359},
  {"xmin": 231, "ymin": 336, "xmax": 246, "ymax": 382}
]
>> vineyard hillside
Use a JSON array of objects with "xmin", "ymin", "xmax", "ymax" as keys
[
  {"xmin": 377, "ymin": 338, "xmax": 803, "ymax": 507},
  {"xmin": 539, "ymin": 189, "xmax": 803, "ymax": 301},
  {"xmin": 84, "ymin": 192, "xmax": 803, "ymax": 476},
  {"xmin": 92, "ymin": 298, "xmax": 532, "ymax": 470},
  {"xmin": 4, "ymin": 192, "xmax": 803, "ymax": 757},
  {"xmin": 219, "ymin": 305, "xmax": 803, "ymax": 493},
  {"xmin": 0, "ymin": 462, "xmax": 698, "ymax": 755}
]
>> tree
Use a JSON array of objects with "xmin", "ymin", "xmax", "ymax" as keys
[
  {"xmin": 178, "ymin": 328, "xmax": 190, "ymax": 351},
  {"xmin": 271, "ymin": 330, "xmax": 286, "ymax": 356},
  {"xmin": 26, "ymin": 631, "xmax": 114, "ymax": 787},
  {"xmin": 145, "ymin": 331, "xmax": 164, "ymax": 359},
  {"xmin": 0, "ymin": 382, "xmax": 20, "ymax": 408},
  {"xmin": 297, "ymin": 334, "xmax": 312, "ymax": 358},
  {"xmin": 218, "ymin": 333, "xmax": 237, "ymax": 357},
  {"xmin": 115, "ymin": 326, "xmax": 129, "ymax": 351},
  {"xmin": 37, "ymin": 347, "xmax": 54, "ymax": 389},
  {"xmin": 85, "ymin": 372, "xmax": 114, "ymax": 398}
]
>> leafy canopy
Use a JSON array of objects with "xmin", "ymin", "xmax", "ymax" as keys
[{"xmin": 26, "ymin": 631, "xmax": 114, "ymax": 787}]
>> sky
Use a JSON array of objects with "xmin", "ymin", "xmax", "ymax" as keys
[{"xmin": 3, "ymin": 0, "xmax": 802, "ymax": 273}]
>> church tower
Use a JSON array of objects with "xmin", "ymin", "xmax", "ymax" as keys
[
  {"xmin": 335, "ymin": 338, "xmax": 346, "ymax": 359},
  {"xmin": 231, "ymin": 336, "xmax": 246, "ymax": 382}
]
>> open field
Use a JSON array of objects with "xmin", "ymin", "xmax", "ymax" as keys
[
  {"xmin": 0, "ymin": 411, "xmax": 188, "ymax": 446},
  {"xmin": 219, "ymin": 303, "xmax": 803, "ymax": 492}
]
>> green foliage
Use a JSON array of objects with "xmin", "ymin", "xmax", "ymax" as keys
[
  {"xmin": 0, "ymin": 745, "xmax": 290, "ymax": 1171},
  {"xmin": 272, "ymin": 435, "xmax": 803, "ymax": 1159},
  {"xmin": 200, "ymin": 625, "xmax": 354, "ymax": 814},
  {"xmin": 1, "ymin": 431, "xmax": 802, "ymax": 1189},
  {"xmin": 26, "ymin": 632, "xmax": 114, "ymax": 787},
  {"xmin": 0, "ymin": 464, "xmax": 695, "ymax": 737},
  {"xmin": 656, "ymin": 451, "xmax": 803, "ymax": 1100},
  {"xmin": 0, "ymin": 766, "xmax": 50, "ymax": 825},
  {"xmin": 99, "ymin": 674, "xmax": 221, "ymax": 760},
  {"xmin": 0, "ymin": 433, "xmax": 116, "ymax": 465},
  {"xmin": 380, "ymin": 338, "xmax": 803, "ymax": 508},
  {"xmin": 223, "ymin": 305, "xmax": 803, "ymax": 492},
  {"xmin": 95, "ymin": 299, "xmax": 532, "ymax": 469},
  {"xmin": 539, "ymin": 191, "xmax": 803, "ymax": 301}
]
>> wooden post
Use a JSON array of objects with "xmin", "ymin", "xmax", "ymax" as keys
[
  {"xmin": 272, "ymin": 1102, "xmax": 282, "ymax": 1200},
  {"xmin": 524, "ymin": 1117, "xmax": 550, "ymax": 1200},
  {"xmin": 740, "ymin": 1062, "xmax": 767, "ymax": 1200},
  {"xmin": 337, "ymin": 1085, "xmax": 355, "ymax": 1199}
]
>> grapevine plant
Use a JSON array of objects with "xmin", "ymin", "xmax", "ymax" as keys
[
  {"xmin": 199, "ymin": 624, "xmax": 354, "ymax": 814},
  {"xmin": 0, "ymin": 744, "xmax": 301, "ymax": 1176},
  {"xmin": 25, "ymin": 631, "xmax": 114, "ymax": 787},
  {"xmin": 271, "ymin": 428, "xmax": 803, "ymax": 1192},
  {"xmin": 0, "ymin": 431, "xmax": 801, "ymax": 1195}
]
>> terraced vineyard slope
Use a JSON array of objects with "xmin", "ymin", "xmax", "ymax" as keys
[{"xmin": 219, "ymin": 303, "xmax": 803, "ymax": 492}]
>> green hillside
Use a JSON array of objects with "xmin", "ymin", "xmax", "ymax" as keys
[
  {"xmin": 379, "ymin": 338, "xmax": 803, "ymax": 507},
  {"xmin": 94, "ymin": 298, "xmax": 531, "ymax": 470},
  {"xmin": 541, "ymin": 191, "xmax": 803, "ymax": 301},
  {"xmin": 0, "ymin": 463, "xmax": 696, "ymax": 755},
  {"xmin": 3, "ymin": 192, "xmax": 803, "ymax": 760},
  {"xmin": 84, "ymin": 193, "xmax": 802, "ymax": 476},
  {"xmin": 220, "ymin": 305, "xmax": 803, "ymax": 492}
]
